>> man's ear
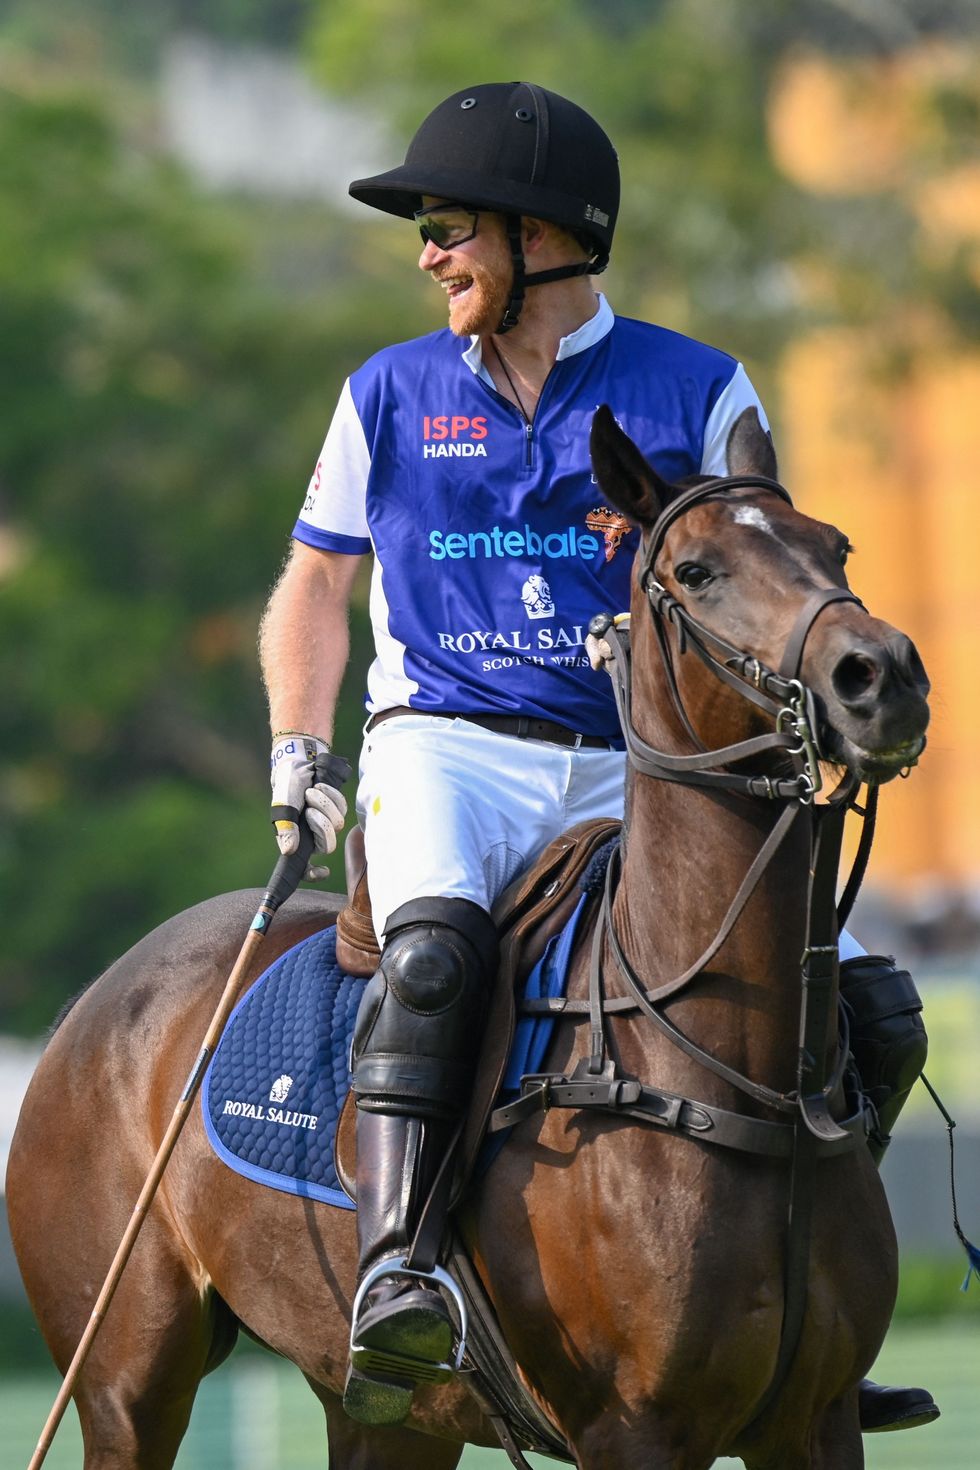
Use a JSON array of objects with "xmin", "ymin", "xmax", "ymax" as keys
[
  {"xmin": 590, "ymin": 405, "xmax": 671, "ymax": 527},
  {"xmin": 521, "ymin": 216, "xmax": 550, "ymax": 257},
  {"xmin": 725, "ymin": 406, "xmax": 778, "ymax": 480}
]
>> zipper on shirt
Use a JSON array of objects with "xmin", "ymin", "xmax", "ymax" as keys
[
  {"xmin": 507, "ymin": 399, "xmax": 535, "ymax": 470},
  {"xmin": 478, "ymin": 379, "xmax": 535, "ymax": 471},
  {"xmin": 479, "ymin": 358, "xmax": 558, "ymax": 472},
  {"xmin": 520, "ymin": 361, "xmax": 558, "ymax": 470}
]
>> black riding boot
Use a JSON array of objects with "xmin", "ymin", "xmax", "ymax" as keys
[
  {"xmin": 343, "ymin": 1111, "xmax": 456, "ymax": 1426},
  {"xmin": 842, "ymin": 955, "xmax": 940, "ymax": 1436},
  {"xmin": 858, "ymin": 1380, "xmax": 941, "ymax": 1433},
  {"xmin": 342, "ymin": 896, "xmax": 499, "ymax": 1427}
]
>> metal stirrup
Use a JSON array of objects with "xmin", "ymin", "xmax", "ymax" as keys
[{"xmin": 350, "ymin": 1258, "xmax": 469, "ymax": 1379}]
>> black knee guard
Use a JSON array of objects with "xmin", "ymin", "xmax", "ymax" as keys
[
  {"xmin": 352, "ymin": 897, "xmax": 499, "ymax": 1120},
  {"xmin": 841, "ymin": 954, "xmax": 928, "ymax": 1163}
]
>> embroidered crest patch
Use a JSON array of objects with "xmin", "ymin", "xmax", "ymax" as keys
[{"xmin": 585, "ymin": 506, "xmax": 632, "ymax": 562}]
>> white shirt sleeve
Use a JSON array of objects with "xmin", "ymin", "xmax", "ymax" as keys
[
  {"xmin": 700, "ymin": 363, "xmax": 771, "ymax": 476},
  {"xmin": 292, "ymin": 378, "xmax": 372, "ymax": 552}
]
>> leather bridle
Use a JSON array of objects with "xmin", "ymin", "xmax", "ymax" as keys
[{"xmin": 608, "ymin": 472, "xmax": 864, "ymax": 805}]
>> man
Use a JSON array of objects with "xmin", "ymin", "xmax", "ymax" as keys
[{"xmin": 260, "ymin": 82, "xmax": 935, "ymax": 1434}]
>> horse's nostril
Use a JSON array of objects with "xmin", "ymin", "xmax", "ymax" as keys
[{"xmin": 832, "ymin": 652, "xmax": 880, "ymax": 705}]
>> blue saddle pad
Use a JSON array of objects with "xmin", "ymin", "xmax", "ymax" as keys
[{"xmin": 202, "ymin": 898, "xmax": 589, "ymax": 1210}]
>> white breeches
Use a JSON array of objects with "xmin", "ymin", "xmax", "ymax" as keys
[
  {"xmin": 356, "ymin": 715, "xmax": 626, "ymax": 942},
  {"xmin": 355, "ymin": 713, "xmax": 868, "ymax": 961}
]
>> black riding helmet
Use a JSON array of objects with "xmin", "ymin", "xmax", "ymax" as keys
[{"xmin": 349, "ymin": 82, "xmax": 619, "ymax": 332}]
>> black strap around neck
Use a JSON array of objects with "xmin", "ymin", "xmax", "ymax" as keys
[{"xmin": 496, "ymin": 215, "xmax": 526, "ymax": 334}]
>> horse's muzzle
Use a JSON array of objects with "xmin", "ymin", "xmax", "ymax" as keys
[{"xmin": 817, "ymin": 630, "xmax": 930, "ymax": 782}]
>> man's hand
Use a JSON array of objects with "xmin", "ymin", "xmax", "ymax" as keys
[{"xmin": 270, "ymin": 732, "xmax": 350, "ymax": 868}]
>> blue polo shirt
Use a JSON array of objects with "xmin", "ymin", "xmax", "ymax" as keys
[{"xmin": 293, "ymin": 296, "xmax": 767, "ymax": 739}]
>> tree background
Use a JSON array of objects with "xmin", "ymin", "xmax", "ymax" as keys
[{"xmin": 1, "ymin": 0, "xmax": 979, "ymax": 1033}]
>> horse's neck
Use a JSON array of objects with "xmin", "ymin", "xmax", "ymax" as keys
[
  {"xmin": 609, "ymin": 690, "xmax": 813, "ymax": 1096},
  {"xmin": 619, "ymin": 780, "xmax": 808, "ymax": 956}
]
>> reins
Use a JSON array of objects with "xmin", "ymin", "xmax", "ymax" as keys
[
  {"xmin": 583, "ymin": 473, "xmax": 869, "ymax": 1017},
  {"xmin": 492, "ymin": 473, "xmax": 881, "ymax": 1429},
  {"xmin": 497, "ymin": 477, "xmax": 877, "ymax": 1137}
]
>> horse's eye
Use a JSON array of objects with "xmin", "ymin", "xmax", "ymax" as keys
[
  {"xmin": 677, "ymin": 563, "xmax": 713, "ymax": 591},
  {"xmin": 839, "ymin": 542, "xmax": 854, "ymax": 565}
]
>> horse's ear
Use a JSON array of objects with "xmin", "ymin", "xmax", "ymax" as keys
[
  {"xmin": 590, "ymin": 405, "xmax": 670, "ymax": 527},
  {"xmin": 725, "ymin": 406, "xmax": 778, "ymax": 480}
]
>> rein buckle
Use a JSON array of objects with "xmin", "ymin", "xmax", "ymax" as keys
[{"xmin": 518, "ymin": 1075, "xmax": 553, "ymax": 1113}]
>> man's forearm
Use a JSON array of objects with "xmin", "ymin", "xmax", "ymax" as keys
[{"xmin": 259, "ymin": 543, "xmax": 361, "ymax": 743}]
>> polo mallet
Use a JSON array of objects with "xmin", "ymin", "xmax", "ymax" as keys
[{"xmin": 26, "ymin": 753, "xmax": 351, "ymax": 1470}]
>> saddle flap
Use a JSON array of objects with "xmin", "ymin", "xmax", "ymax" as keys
[
  {"xmin": 457, "ymin": 817, "xmax": 621, "ymax": 1192},
  {"xmin": 490, "ymin": 835, "xmax": 579, "ymax": 930},
  {"xmin": 335, "ymin": 827, "xmax": 380, "ymax": 977},
  {"xmin": 333, "ymin": 817, "xmax": 621, "ymax": 1204},
  {"xmin": 334, "ymin": 1090, "xmax": 357, "ymax": 1201}
]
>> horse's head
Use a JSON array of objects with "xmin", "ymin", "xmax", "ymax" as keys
[{"xmin": 590, "ymin": 405, "xmax": 929, "ymax": 784}]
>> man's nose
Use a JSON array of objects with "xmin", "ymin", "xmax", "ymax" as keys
[{"xmin": 419, "ymin": 238, "xmax": 449, "ymax": 271}]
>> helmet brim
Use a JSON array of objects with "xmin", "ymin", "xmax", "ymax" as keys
[{"xmin": 349, "ymin": 165, "xmax": 605, "ymax": 242}]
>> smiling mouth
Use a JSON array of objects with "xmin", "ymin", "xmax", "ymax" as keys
[{"xmin": 436, "ymin": 274, "xmax": 473, "ymax": 302}]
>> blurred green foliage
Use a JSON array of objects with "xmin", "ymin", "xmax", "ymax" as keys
[
  {"xmin": 0, "ymin": 58, "xmax": 424, "ymax": 1030},
  {"xmin": 1, "ymin": 2, "xmax": 978, "ymax": 1032},
  {"xmin": 893, "ymin": 1253, "xmax": 980, "ymax": 1319},
  {"xmin": 308, "ymin": 0, "xmax": 980, "ymax": 356},
  {"xmin": 0, "ymin": 0, "xmax": 313, "ymax": 74}
]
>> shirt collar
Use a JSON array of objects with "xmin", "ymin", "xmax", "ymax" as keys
[{"xmin": 461, "ymin": 293, "xmax": 614, "ymax": 380}]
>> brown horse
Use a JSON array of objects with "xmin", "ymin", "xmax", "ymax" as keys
[{"xmin": 8, "ymin": 407, "xmax": 930, "ymax": 1470}]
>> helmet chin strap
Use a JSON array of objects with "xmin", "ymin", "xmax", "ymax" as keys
[{"xmin": 496, "ymin": 213, "xmax": 600, "ymax": 334}]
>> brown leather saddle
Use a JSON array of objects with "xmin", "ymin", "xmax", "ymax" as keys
[{"xmin": 332, "ymin": 817, "xmax": 620, "ymax": 1198}]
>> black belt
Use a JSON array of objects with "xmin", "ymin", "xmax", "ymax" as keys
[{"xmin": 366, "ymin": 706, "xmax": 613, "ymax": 750}]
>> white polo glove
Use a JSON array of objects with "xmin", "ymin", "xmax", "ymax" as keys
[{"xmin": 270, "ymin": 732, "xmax": 349, "ymax": 863}]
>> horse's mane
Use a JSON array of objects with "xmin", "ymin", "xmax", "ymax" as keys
[
  {"xmin": 49, "ymin": 978, "xmax": 100, "ymax": 1037},
  {"xmin": 580, "ymin": 836, "xmax": 618, "ymax": 897}
]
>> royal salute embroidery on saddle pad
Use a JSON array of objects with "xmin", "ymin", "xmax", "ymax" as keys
[
  {"xmin": 202, "ymin": 927, "xmax": 365, "ymax": 1210},
  {"xmin": 202, "ymin": 893, "xmax": 598, "ymax": 1208}
]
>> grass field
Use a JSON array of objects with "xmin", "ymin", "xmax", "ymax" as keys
[{"xmin": 4, "ymin": 1316, "xmax": 974, "ymax": 1468}]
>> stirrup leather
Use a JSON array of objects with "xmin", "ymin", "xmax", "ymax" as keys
[{"xmin": 349, "ymin": 1258, "xmax": 468, "ymax": 1386}]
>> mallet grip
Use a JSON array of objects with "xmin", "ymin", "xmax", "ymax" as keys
[{"xmin": 262, "ymin": 751, "xmax": 352, "ymax": 915}]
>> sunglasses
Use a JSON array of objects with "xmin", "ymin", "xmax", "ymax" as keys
[{"xmin": 414, "ymin": 203, "xmax": 480, "ymax": 250}]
